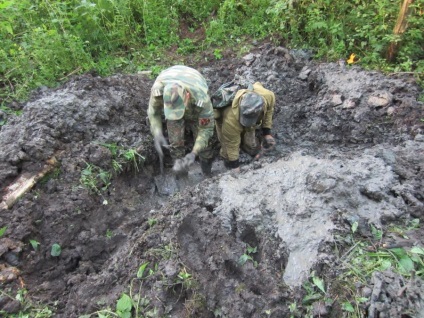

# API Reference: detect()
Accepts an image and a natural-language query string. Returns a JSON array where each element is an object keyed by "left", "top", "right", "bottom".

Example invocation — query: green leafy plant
[
  {"left": 147, "top": 218, "right": 157, "bottom": 228},
  {"left": 30, "top": 239, "right": 40, "bottom": 251},
  {"left": 213, "top": 48, "right": 223, "bottom": 60},
  {"left": 98, "top": 143, "right": 145, "bottom": 173},
  {"left": 106, "top": 229, "right": 113, "bottom": 239},
  {"left": 1, "top": 0, "right": 423, "bottom": 105},
  {"left": 51, "top": 243, "right": 62, "bottom": 257},
  {"left": 39, "top": 166, "right": 61, "bottom": 185},
  {"left": 136, "top": 262, "right": 150, "bottom": 279},
  {"left": 238, "top": 244, "right": 258, "bottom": 267},
  {"left": 331, "top": 219, "right": 424, "bottom": 317},
  {"left": 302, "top": 273, "right": 326, "bottom": 306},
  {"left": 288, "top": 301, "right": 300, "bottom": 318},
  {"left": 80, "top": 162, "right": 112, "bottom": 195},
  {"left": 0, "top": 288, "right": 55, "bottom": 317},
  {"left": 147, "top": 243, "right": 176, "bottom": 260},
  {"left": 0, "top": 226, "right": 6, "bottom": 237},
  {"left": 82, "top": 262, "right": 159, "bottom": 318},
  {"left": 176, "top": 267, "right": 197, "bottom": 290},
  {"left": 116, "top": 293, "right": 132, "bottom": 318}
]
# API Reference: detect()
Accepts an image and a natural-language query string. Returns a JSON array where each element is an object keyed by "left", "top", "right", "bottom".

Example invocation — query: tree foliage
[{"left": 0, "top": 0, "right": 423, "bottom": 102}]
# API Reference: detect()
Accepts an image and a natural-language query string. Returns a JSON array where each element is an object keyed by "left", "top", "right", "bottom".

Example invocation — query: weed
[
  {"left": 238, "top": 244, "right": 258, "bottom": 267},
  {"left": 29, "top": 239, "right": 40, "bottom": 251},
  {"left": 0, "top": 288, "right": 56, "bottom": 317},
  {"left": 235, "top": 283, "right": 246, "bottom": 293},
  {"left": 177, "top": 38, "right": 197, "bottom": 54},
  {"left": 176, "top": 267, "right": 196, "bottom": 289},
  {"left": 0, "top": 226, "right": 6, "bottom": 237},
  {"left": 213, "top": 49, "right": 223, "bottom": 60},
  {"left": 332, "top": 220, "right": 424, "bottom": 316},
  {"left": 302, "top": 275, "right": 325, "bottom": 306},
  {"left": 147, "top": 243, "right": 176, "bottom": 260},
  {"left": 1, "top": 0, "right": 422, "bottom": 104},
  {"left": 122, "top": 148, "right": 144, "bottom": 172},
  {"left": 183, "top": 291, "right": 206, "bottom": 317},
  {"left": 116, "top": 293, "right": 132, "bottom": 318},
  {"left": 39, "top": 167, "right": 61, "bottom": 185},
  {"left": 147, "top": 218, "right": 157, "bottom": 228},
  {"left": 50, "top": 243, "right": 62, "bottom": 257},
  {"left": 288, "top": 301, "right": 300, "bottom": 318},
  {"left": 80, "top": 162, "right": 111, "bottom": 195},
  {"left": 106, "top": 229, "right": 113, "bottom": 239},
  {"left": 98, "top": 143, "right": 145, "bottom": 173},
  {"left": 82, "top": 262, "right": 159, "bottom": 318}
]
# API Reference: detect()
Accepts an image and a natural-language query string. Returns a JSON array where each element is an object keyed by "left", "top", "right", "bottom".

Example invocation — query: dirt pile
[{"left": 0, "top": 44, "right": 423, "bottom": 317}]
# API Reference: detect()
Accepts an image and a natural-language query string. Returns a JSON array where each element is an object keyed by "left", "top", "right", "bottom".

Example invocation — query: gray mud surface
[{"left": 1, "top": 44, "right": 423, "bottom": 317}]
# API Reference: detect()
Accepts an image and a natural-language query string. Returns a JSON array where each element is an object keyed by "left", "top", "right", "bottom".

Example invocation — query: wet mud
[{"left": 0, "top": 43, "right": 423, "bottom": 317}]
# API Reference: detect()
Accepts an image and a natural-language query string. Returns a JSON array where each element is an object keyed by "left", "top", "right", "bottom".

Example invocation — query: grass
[
  {"left": 329, "top": 218, "right": 424, "bottom": 317},
  {"left": 284, "top": 218, "right": 424, "bottom": 317},
  {"left": 0, "top": 288, "right": 56, "bottom": 318},
  {"left": 97, "top": 142, "right": 145, "bottom": 173}
]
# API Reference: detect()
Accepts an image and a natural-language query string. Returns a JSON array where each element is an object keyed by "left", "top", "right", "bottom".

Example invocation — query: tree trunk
[{"left": 386, "top": 0, "right": 414, "bottom": 62}]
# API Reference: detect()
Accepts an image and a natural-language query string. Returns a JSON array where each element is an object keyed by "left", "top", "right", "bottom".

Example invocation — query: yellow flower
[{"left": 347, "top": 53, "right": 358, "bottom": 64}]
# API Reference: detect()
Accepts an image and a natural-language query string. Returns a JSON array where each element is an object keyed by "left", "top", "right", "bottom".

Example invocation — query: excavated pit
[{"left": 0, "top": 44, "right": 423, "bottom": 317}]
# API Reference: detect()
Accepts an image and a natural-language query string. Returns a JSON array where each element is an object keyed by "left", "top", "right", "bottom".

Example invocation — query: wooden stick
[{"left": 0, "top": 153, "right": 61, "bottom": 210}]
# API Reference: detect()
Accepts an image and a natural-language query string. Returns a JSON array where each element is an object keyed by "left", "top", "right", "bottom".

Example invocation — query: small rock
[
  {"left": 298, "top": 67, "right": 311, "bottom": 80},
  {"left": 243, "top": 53, "right": 255, "bottom": 66},
  {"left": 386, "top": 106, "right": 396, "bottom": 116},
  {"left": 331, "top": 94, "right": 343, "bottom": 106},
  {"left": 342, "top": 99, "right": 356, "bottom": 109},
  {"left": 367, "top": 91, "right": 392, "bottom": 107},
  {"left": 414, "top": 134, "right": 424, "bottom": 142}
]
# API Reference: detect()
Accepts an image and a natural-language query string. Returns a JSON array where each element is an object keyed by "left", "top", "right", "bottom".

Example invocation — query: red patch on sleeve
[{"left": 199, "top": 118, "right": 211, "bottom": 126}]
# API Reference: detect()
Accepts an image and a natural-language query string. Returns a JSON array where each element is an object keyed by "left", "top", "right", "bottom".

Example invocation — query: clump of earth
[{"left": 0, "top": 43, "right": 423, "bottom": 318}]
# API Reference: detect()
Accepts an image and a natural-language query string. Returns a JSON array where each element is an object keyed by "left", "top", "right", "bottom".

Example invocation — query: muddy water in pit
[{"left": 208, "top": 145, "right": 408, "bottom": 286}]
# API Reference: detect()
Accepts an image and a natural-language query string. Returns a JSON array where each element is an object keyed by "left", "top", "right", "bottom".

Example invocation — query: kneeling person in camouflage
[
  {"left": 147, "top": 65, "right": 215, "bottom": 175},
  {"left": 215, "top": 82, "right": 276, "bottom": 171}
]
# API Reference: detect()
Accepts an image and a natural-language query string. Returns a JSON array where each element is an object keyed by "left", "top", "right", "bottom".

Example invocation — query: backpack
[{"left": 211, "top": 81, "right": 241, "bottom": 109}]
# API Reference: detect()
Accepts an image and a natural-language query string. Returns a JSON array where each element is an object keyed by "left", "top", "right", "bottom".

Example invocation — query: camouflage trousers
[{"left": 167, "top": 119, "right": 214, "bottom": 160}]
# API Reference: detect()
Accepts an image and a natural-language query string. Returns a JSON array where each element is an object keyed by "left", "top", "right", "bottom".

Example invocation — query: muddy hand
[
  {"left": 263, "top": 135, "right": 276, "bottom": 149},
  {"left": 172, "top": 152, "right": 196, "bottom": 174},
  {"left": 254, "top": 135, "right": 276, "bottom": 161},
  {"left": 154, "top": 133, "right": 169, "bottom": 174},
  {"left": 154, "top": 133, "right": 169, "bottom": 156}
]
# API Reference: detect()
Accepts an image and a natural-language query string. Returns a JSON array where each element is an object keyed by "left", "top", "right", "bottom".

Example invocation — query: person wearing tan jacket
[{"left": 214, "top": 82, "right": 276, "bottom": 170}]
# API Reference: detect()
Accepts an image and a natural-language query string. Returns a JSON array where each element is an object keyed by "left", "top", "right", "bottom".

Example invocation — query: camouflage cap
[
  {"left": 163, "top": 83, "right": 185, "bottom": 120},
  {"left": 239, "top": 92, "right": 264, "bottom": 127}
]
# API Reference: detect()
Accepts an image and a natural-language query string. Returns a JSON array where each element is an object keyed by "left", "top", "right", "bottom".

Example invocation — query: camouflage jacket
[
  {"left": 215, "top": 82, "right": 275, "bottom": 161},
  {"left": 147, "top": 65, "right": 214, "bottom": 154}
]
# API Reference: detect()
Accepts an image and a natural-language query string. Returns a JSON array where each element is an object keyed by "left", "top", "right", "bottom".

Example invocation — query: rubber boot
[{"left": 200, "top": 158, "right": 213, "bottom": 177}]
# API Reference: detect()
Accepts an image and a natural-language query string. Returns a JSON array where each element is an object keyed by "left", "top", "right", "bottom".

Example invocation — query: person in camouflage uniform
[
  {"left": 214, "top": 82, "right": 276, "bottom": 170},
  {"left": 147, "top": 65, "right": 215, "bottom": 175}
]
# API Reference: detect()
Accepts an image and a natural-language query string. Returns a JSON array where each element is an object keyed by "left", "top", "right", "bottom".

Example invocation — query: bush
[{"left": 0, "top": 0, "right": 423, "bottom": 103}]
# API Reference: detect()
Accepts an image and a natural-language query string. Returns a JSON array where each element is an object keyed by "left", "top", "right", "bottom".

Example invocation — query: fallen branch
[{"left": 0, "top": 152, "right": 62, "bottom": 210}]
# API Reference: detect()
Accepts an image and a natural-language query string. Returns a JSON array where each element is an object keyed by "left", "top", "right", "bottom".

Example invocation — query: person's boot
[{"left": 200, "top": 158, "right": 213, "bottom": 177}]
